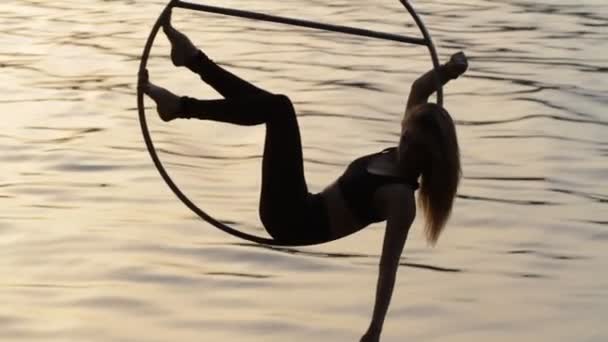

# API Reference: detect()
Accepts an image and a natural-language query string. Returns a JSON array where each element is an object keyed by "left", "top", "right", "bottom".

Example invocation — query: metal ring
[{"left": 137, "top": 0, "right": 443, "bottom": 246}]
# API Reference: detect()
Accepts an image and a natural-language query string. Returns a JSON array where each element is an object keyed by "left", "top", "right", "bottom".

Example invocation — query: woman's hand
[
  {"left": 360, "top": 330, "right": 380, "bottom": 342},
  {"left": 444, "top": 51, "right": 469, "bottom": 79},
  {"left": 360, "top": 325, "right": 381, "bottom": 342}
]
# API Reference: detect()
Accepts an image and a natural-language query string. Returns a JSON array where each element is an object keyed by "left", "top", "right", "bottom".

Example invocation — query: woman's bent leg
[
  {"left": 256, "top": 96, "right": 329, "bottom": 243},
  {"left": 178, "top": 93, "right": 326, "bottom": 243},
  {"left": 257, "top": 96, "right": 311, "bottom": 242}
]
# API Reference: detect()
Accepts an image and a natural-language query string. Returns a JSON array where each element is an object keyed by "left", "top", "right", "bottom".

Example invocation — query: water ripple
[{"left": 3, "top": 0, "right": 608, "bottom": 340}]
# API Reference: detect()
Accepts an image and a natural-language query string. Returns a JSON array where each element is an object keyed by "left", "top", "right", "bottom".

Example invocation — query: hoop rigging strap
[{"left": 137, "top": 0, "right": 443, "bottom": 246}]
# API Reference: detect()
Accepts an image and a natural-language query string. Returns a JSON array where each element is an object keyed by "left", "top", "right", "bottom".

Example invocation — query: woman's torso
[{"left": 320, "top": 147, "right": 418, "bottom": 240}]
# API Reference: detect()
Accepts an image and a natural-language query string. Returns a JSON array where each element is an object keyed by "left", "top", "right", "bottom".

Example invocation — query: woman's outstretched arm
[
  {"left": 406, "top": 52, "right": 469, "bottom": 112},
  {"left": 361, "top": 186, "right": 416, "bottom": 342}
]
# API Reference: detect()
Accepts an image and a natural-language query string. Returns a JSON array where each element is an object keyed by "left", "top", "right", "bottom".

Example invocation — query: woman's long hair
[{"left": 403, "top": 103, "right": 461, "bottom": 245}]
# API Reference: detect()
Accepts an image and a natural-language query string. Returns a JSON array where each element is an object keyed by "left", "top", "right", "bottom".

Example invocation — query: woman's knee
[
  {"left": 274, "top": 93, "right": 293, "bottom": 105},
  {"left": 268, "top": 94, "right": 295, "bottom": 115}
]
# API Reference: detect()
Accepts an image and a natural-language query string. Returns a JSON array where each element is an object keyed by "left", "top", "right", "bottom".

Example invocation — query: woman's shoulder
[
  {"left": 342, "top": 147, "right": 394, "bottom": 175},
  {"left": 366, "top": 147, "right": 399, "bottom": 176}
]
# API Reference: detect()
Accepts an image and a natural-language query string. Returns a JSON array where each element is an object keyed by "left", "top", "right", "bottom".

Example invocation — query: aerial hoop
[{"left": 137, "top": 0, "right": 443, "bottom": 246}]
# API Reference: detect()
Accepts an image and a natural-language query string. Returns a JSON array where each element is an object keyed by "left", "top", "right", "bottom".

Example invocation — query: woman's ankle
[{"left": 185, "top": 49, "right": 211, "bottom": 71}]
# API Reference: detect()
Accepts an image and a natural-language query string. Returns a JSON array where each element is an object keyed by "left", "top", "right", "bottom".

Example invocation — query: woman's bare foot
[
  {"left": 140, "top": 76, "right": 182, "bottom": 122},
  {"left": 444, "top": 51, "right": 469, "bottom": 79},
  {"left": 161, "top": 9, "right": 199, "bottom": 67}
]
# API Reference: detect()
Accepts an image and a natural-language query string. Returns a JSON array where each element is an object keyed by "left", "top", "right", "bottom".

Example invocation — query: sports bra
[{"left": 337, "top": 147, "right": 419, "bottom": 226}]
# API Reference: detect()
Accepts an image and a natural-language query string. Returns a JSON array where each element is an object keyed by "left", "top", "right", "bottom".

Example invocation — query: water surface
[{"left": 1, "top": 0, "right": 607, "bottom": 341}]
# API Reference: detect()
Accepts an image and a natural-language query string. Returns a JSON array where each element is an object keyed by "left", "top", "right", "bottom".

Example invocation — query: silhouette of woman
[{"left": 139, "top": 9, "right": 466, "bottom": 342}]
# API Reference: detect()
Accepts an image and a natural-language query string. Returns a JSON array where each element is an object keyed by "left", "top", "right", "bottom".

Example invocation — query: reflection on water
[{"left": 1, "top": 0, "right": 607, "bottom": 341}]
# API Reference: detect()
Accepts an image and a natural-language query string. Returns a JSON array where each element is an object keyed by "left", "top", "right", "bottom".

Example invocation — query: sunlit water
[{"left": 1, "top": 0, "right": 607, "bottom": 341}]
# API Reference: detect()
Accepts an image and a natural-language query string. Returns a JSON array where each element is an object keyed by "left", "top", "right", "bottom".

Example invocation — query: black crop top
[{"left": 337, "top": 147, "right": 419, "bottom": 226}]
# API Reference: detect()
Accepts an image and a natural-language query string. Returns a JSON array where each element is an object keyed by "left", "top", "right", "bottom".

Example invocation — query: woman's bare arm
[
  {"left": 406, "top": 52, "right": 469, "bottom": 113},
  {"left": 363, "top": 186, "right": 416, "bottom": 338}
]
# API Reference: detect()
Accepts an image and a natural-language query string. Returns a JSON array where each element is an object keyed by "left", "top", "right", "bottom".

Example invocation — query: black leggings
[{"left": 178, "top": 50, "right": 330, "bottom": 244}]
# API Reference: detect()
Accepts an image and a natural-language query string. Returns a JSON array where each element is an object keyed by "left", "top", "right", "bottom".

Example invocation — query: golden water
[{"left": 1, "top": 0, "right": 607, "bottom": 341}]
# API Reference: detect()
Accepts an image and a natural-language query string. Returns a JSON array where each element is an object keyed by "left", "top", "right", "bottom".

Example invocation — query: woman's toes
[{"left": 160, "top": 8, "right": 173, "bottom": 28}]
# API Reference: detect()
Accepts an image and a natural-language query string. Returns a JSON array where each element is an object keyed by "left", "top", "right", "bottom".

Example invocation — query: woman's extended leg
[
  {"left": 179, "top": 94, "right": 288, "bottom": 126},
  {"left": 162, "top": 9, "right": 269, "bottom": 98},
  {"left": 186, "top": 51, "right": 270, "bottom": 98},
  {"left": 182, "top": 94, "right": 311, "bottom": 241}
]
